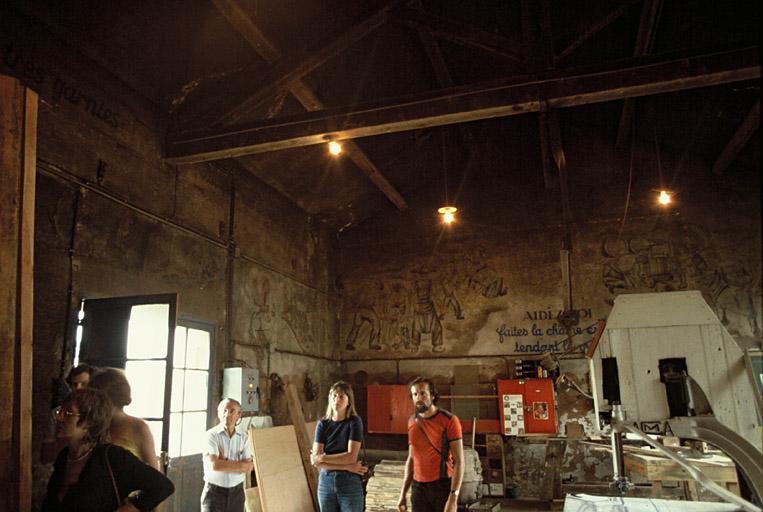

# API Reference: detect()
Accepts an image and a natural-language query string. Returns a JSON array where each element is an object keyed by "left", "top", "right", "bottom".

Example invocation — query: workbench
[{"left": 624, "top": 451, "right": 740, "bottom": 500}]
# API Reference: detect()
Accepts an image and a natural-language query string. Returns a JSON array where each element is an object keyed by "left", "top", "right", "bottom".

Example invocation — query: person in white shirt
[{"left": 201, "top": 398, "right": 254, "bottom": 512}]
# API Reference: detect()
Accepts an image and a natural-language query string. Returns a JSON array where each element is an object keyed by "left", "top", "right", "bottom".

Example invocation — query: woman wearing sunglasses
[{"left": 42, "top": 388, "right": 174, "bottom": 511}]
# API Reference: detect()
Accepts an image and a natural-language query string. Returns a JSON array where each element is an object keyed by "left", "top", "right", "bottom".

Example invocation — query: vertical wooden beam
[
  {"left": 615, "top": 0, "right": 663, "bottom": 149},
  {"left": 0, "top": 74, "right": 37, "bottom": 512},
  {"left": 539, "top": 439, "right": 567, "bottom": 502},
  {"left": 285, "top": 380, "right": 319, "bottom": 512}
]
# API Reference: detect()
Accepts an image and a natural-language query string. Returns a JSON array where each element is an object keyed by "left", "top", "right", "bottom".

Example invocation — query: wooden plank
[
  {"left": 624, "top": 452, "right": 739, "bottom": 483},
  {"left": 248, "top": 425, "right": 314, "bottom": 512},
  {"left": 539, "top": 439, "right": 567, "bottom": 501},
  {"left": 712, "top": 99, "right": 760, "bottom": 175},
  {"left": 285, "top": 381, "right": 319, "bottom": 512},
  {"left": 211, "top": 0, "right": 407, "bottom": 210},
  {"left": 0, "top": 75, "right": 37, "bottom": 512},
  {"left": 165, "top": 47, "right": 760, "bottom": 164},
  {"left": 585, "top": 319, "right": 606, "bottom": 358}
]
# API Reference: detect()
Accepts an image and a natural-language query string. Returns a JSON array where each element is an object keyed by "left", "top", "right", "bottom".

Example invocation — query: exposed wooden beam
[
  {"left": 521, "top": 0, "right": 558, "bottom": 190},
  {"left": 391, "top": 6, "right": 524, "bottom": 65},
  {"left": 556, "top": 0, "right": 641, "bottom": 63},
  {"left": 211, "top": 0, "right": 407, "bottom": 210},
  {"left": 193, "top": 0, "right": 403, "bottom": 129},
  {"left": 165, "top": 47, "right": 760, "bottom": 164},
  {"left": 0, "top": 74, "right": 37, "bottom": 512},
  {"left": 616, "top": 0, "right": 663, "bottom": 149},
  {"left": 712, "top": 99, "right": 760, "bottom": 175}
]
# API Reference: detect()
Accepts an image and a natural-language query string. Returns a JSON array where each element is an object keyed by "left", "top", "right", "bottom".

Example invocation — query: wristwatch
[{"left": 449, "top": 489, "right": 460, "bottom": 497}]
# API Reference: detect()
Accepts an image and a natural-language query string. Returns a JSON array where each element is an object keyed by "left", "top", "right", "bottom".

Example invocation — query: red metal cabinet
[
  {"left": 497, "top": 378, "right": 557, "bottom": 435},
  {"left": 367, "top": 384, "right": 411, "bottom": 433}
]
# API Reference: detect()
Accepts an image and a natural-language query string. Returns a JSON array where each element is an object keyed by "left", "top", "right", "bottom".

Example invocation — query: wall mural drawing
[
  {"left": 247, "top": 276, "right": 273, "bottom": 345},
  {"left": 342, "top": 248, "right": 508, "bottom": 353},
  {"left": 601, "top": 223, "right": 761, "bottom": 341},
  {"left": 345, "top": 306, "right": 381, "bottom": 351},
  {"left": 411, "top": 279, "right": 443, "bottom": 353}
]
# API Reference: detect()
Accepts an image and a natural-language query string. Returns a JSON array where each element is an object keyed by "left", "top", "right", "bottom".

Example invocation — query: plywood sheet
[{"left": 249, "top": 425, "right": 314, "bottom": 512}]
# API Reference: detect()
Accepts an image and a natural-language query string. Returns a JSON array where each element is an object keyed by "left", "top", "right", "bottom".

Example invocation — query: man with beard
[{"left": 397, "top": 377, "right": 464, "bottom": 512}]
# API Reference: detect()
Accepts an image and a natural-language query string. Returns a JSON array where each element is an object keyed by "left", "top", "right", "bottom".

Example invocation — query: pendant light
[{"left": 437, "top": 129, "right": 457, "bottom": 225}]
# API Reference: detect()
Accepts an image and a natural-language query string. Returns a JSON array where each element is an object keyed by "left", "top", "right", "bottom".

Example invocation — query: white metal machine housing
[
  {"left": 594, "top": 291, "right": 762, "bottom": 505},
  {"left": 223, "top": 367, "right": 260, "bottom": 413}
]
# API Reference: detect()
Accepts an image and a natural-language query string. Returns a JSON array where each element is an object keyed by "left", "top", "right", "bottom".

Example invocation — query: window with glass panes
[
  {"left": 169, "top": 324, "right": 211, "bottom": 457},
  {"left": 123, "top": 304, "right": 171, "bottom": 455}
]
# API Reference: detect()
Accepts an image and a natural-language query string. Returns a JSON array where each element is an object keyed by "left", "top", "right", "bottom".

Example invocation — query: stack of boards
[{"left": 365, "top": 460, "right": 408, "bottom": 512}]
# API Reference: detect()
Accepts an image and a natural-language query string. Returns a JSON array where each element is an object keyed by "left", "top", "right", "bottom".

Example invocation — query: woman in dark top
[
  {"left": 42, "top": 388, "right": 174, "bottom": 512},
  {"left": 311, "top": 381, "right": 368, "bottom": 512}
]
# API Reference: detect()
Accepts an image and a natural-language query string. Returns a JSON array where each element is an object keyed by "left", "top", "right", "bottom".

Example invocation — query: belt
[{"left": 206, "top": 482, "right": 243, "bottom": 493}]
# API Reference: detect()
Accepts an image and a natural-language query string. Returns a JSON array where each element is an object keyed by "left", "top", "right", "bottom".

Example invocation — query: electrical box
[
  {"left": 223, "top": 367, "right": 260, "bottom": 413},
  {"left": 497, "top": 378, "right": 557, "bottom": 435}
]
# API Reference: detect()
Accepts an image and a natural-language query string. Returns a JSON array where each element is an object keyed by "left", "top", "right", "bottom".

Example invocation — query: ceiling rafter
[
  {"left": 180, "top": 0, "right": 404, "bottom": 130},
  {"left": 210, "top": 0, "right": 407, "bottom": 210},
  {"left": 555, "top": 0, "right": 642, "bottom": 63},
  {"left": 413, "top": 0, "right": 477, "bottom": 172},
  {"left": 164, "top": 47, "right": 760, "bottom": 165},
  {"left": 391, "top": 6, "right": 524, "bottom": 65},
  {"left": 521, "top": 0, "right": 558, "bottom": 190},
  {"left": 615, "top": 0, "right": 664, "bottom": 149},
  {"left": 712, "top": 99, "right": 760, "bottom": 175}
]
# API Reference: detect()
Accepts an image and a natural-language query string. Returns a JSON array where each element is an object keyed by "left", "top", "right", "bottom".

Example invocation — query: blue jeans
[{"left": 317, "top": 470, "right": 364, "bottom": 512}]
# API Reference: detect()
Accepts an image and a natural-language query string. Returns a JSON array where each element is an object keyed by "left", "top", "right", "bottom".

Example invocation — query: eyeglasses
[{"left": 53, "top": 406, "right": 80, "bottom": 419}]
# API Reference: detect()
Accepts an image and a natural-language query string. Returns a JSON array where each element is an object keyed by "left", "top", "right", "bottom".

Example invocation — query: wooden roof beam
[
  {"left": 391, "top": 6, "right": 524, "bottom": 65},
  {"left": 615, "top": 0, "right": 664, "bottom": 149},
  {"left": 556, "top": 0, "right": 642, "bottom": 64},
  {"left": 211, "top": 0, "right": 407, "bottom": 210},
  {"left": 521, "top": 0, "right": 558, "bottom": 190},
  {"left": 712, "top": 99, "right": 760, "bottom": 175},
  {"left": 187, "top": 0, "right": 403, "bottom": 129},
  {"left": 164, "top": 47, "right": 760, "bottom": 164}
]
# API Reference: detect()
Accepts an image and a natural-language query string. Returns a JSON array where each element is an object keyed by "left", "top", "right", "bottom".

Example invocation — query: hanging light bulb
[
  {"left": 657, "top": 190, "right": 671, "bottom": 206},
  {"left": 328, "top": 140, "right": 342, "bottom": 156},
  {"left": 438, "top": 206, "right": 458, "bottom": 225}
]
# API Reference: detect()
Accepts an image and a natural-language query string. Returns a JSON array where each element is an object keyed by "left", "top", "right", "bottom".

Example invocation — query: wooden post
[
  {"left": 285, "top": 379, "right": 319, "bottom": 512},
  {"left": 0, "top": 74, "right": 37, "bottom": 512},
  {"left": 539, "top": 439, "right": 567, "bottom": 502}
]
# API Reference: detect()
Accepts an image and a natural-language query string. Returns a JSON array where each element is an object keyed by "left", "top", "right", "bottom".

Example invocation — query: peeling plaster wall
[
  {"left": 338, "top": 129, "right": 761, "bottom": 496},
  {"left": 1, "top": 20, "right": 340, "bottom": 509}
]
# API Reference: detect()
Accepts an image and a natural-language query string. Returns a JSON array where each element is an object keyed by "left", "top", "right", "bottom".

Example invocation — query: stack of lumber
[{"left": 365, "top": 460, "right": 407, "bottom": 512}]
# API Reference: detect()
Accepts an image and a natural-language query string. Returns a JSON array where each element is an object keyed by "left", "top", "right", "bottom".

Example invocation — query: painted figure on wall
[
  {"left": 411, "top": 279, "right": 444, "bottom": 353},
  {"left": 601, "top": 224, "right": 761, "bottom": 342},
  {"left": 345, "top": 306, "right": 381, "bottom": 351},
  {"left": 247, "top": 276, "right": 273, "bottom": 345}
]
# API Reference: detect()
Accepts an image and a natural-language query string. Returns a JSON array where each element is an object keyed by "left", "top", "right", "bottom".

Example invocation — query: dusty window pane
[
  {"left": 184, "top": 370, "right": 208, "bottom": 411},
  {"left": 181, "top": 412, "right": 208, "bottom": 456},
  {"left": 145, "top": 420, "right": 163, "bottom": 457},
  {"left": 169, "top": 413, "right": 182, "bottom": 458},
  {"left": 125, "top": 360, "right": 166, "bottom": 418},
  {"left": 174, "top": 327, "right": 187, "bottom": 368},
  {"left": 186, "top": 329, "right": 210, "bottom": 370},
  {"left": 170, "top": 370, "right": 185, "bottom": 412},
  {"left": 127, "top": 304, "right": 169, "bottom": 359}
]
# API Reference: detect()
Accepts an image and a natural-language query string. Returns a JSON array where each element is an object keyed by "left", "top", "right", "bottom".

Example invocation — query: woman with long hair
[
  {"left": 311, "top": 380, "right": 368, "bottom": 512},
  {"left": 88, "top": 367, "right": 160, "bottom": 471},
  {"left": 42, "top": 388, "right": 173, "bottom": 511}
]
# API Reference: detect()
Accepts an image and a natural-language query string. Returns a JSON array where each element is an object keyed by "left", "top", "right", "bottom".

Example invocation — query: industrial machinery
[{"left": 593, "top": 291, "right": 762, "bottom": 511}]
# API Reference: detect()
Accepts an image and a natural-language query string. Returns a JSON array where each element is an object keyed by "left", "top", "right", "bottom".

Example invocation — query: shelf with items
[{"left": 473, "top": 432, "right": 506, "bottom": 497}]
